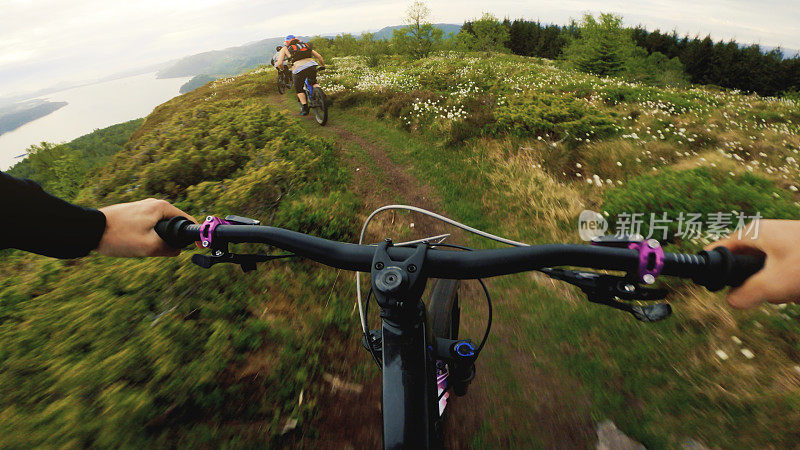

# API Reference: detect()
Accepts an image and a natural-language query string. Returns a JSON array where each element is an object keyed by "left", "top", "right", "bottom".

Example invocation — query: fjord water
[{"left": 0, "top": 73, "right": 191, "bottom": 170}]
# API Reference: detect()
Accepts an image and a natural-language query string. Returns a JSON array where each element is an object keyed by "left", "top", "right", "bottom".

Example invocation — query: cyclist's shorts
[{"left": 293, "top": 65, "right": 317, "bottom": 94}]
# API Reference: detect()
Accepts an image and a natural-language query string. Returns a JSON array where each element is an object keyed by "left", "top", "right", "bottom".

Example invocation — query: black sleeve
[{"left": 0, "top": 171, "right": 106, "bottom": 258}]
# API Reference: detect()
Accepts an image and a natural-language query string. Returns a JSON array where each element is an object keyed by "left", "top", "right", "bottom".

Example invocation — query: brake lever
[
  {"left": 540, "top": 268, "right": 672, "bottom": 322},
  {"left": 193, "top": 214, "right": 293, "bottom": 272},
  {"left": 192, "top": 251, "right": 294, "bottom": 272}
]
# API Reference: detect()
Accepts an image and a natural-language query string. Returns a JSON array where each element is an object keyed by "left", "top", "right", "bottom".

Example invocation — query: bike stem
[{"left": 371, "top": 240, "right": 441, "bottom": 449}]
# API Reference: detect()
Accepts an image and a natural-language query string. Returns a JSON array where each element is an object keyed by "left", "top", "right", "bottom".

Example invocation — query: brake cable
[
  {"left": 429, "top": 243, "right": 493, "bottom": 355},
  {"left": 355, "top": 205, "right": 529, "bottom": 337}
]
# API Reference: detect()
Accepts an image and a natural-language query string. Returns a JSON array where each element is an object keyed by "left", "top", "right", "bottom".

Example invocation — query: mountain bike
[
  {"left": 155, "top": 206, "right": 763, "bottom": 449},
  {"left": 303, "top": 66, "right": 327, "bottom": 126},
  {"left": 276, "top": 68, "right": 292, "bottom": 95}
]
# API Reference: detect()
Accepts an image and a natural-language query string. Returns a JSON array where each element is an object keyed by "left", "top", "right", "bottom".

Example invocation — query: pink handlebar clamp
[
  {"left": 590, "top": 235, "right": 665, "bottom": 284},
  {"left": 628, "top": 240, "right": 664, "bottom": 284},
  {"left": 199, "top": 216, "right": 230, "bottom": 248}
]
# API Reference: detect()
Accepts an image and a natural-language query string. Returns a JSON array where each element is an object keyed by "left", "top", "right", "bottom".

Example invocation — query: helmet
[{"left": 284, "top": 35, "right": 296, "bottom": 45}]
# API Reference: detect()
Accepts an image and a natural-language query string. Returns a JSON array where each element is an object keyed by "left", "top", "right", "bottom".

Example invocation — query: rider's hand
[
  {"left": 706, "top": 220, "right": 800, "bottom": 309},
  {"left": 97, "top": 198, "right": 197, "bottom": 257}
]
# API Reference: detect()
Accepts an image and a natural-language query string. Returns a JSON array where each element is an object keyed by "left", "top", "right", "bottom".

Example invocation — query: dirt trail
[{"left": 265, "top": 93, "right": 595, "bottom": 448}]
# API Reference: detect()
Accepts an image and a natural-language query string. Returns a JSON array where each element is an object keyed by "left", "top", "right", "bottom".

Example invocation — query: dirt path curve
[{"left": 265, "top": 92, "right": 595, "bottom": 448}]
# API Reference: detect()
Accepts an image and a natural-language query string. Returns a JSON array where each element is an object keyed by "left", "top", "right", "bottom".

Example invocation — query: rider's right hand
[
  {"left": 706, "top": 220, "right": 800, "bottom": 309},
  {"left": 97, "top": 199, "right": 197, "bottom": 257}
]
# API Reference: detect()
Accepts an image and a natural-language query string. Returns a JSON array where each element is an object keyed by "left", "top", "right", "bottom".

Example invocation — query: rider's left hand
[{"left": 97, "top": 199, "right": 197, "bottom": 257}]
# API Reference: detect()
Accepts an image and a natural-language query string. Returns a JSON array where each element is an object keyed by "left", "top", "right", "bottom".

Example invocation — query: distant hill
[
  {"left": 156, "top": 24, "right": 463, "bottom": 80},
  {"left": 0, "top": 100, "right": 68, "bottom": 136},
  {"left": 156, "top": 36, "right": 292, "bottom": 79},
  {"left": 760, "top": 45, "right": 799, "bottom": 59},
  {"left": 179, "top": 74, "right": 218, "bottom": 94},
  {"left": 370, "top": 23, "right": 461, "bottom": 40}
]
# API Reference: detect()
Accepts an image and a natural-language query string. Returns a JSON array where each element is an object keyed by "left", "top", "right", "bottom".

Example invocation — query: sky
[{"left": 1, "top": 0, "right": 799, "bottom": 98}]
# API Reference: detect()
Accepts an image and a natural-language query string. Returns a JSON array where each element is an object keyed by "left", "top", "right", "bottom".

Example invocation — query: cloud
[{"left": 1, "top": 0, "right": 798, "bottom": 97}]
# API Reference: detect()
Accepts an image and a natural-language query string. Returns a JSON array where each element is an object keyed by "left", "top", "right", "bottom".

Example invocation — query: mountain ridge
[{"left": 155, "top": 24, "right": 461, "bottom": 79}]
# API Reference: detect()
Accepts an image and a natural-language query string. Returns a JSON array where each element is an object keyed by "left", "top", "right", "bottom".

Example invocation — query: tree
[
  {"left": 392, "top": 1, "right": 442, "bottom": 58},
  {"left": 562, "top": 13, "right": 636, "bottom": 76},
  {"left": 470, "top": 13, "right": 509, "bottom": 53},
  {"left": 506, "top": 19, "right": 568, "bottom": 59},
  {"left": 625, "top": 48, "right": 688, "bottom": 86}
]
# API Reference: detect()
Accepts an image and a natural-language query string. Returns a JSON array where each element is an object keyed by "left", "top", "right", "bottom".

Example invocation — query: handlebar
[{"left": 155, "top": 217, "right": 764, "bottom": 290}]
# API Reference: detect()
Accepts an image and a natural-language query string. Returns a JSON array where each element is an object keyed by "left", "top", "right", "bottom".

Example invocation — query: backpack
[{"left": 286, "top": 39, "right": 313, "bottom": 63}]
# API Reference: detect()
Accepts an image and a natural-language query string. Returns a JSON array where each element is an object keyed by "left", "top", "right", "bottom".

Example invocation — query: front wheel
[
  {"left": 427, "top": 278, "right": 460, "bottom": 449},
  {"left": 276, "top": 74, "right": 286, "bottom": 95},
  {"left": 311, "top": 87, "right": 328, "bottom": 126},
  {"left": 428, "top": 279, "right": 460, "bottom": 339}
]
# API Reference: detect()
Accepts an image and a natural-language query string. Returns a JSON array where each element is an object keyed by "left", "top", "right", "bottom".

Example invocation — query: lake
[{"left": 0, "top": 73, "right": 191, "bottom": 170}]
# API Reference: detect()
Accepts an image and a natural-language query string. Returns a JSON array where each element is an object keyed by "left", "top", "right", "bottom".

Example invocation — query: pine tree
[{"left": 563, "top": 13, "right": 634, "bottom": 77}]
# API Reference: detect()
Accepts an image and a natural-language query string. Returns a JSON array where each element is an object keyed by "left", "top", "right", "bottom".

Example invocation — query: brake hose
[{"left": 355, "top": 205, "right": 530, "bottom": 336}]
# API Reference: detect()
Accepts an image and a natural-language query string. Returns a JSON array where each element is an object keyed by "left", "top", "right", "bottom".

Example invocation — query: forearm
[{"left": 0, "top": 172, "right": 106, "bottom": 258}]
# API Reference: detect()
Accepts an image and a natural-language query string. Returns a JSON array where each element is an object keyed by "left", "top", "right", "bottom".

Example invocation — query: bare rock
[
  {"left": 323, "top": 372, "right": 364, "bottom": 394},
  {"left": 281, "top": 418, "right": 298, "bottom": 435},
  {"left": 596, "top": 420, "right": 645, "bottom": 450}
]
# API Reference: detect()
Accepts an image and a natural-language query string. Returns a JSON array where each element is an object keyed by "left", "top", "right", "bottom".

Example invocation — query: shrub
[
  {"left": 447, "top": 94, "right": 496, "bottom": 144},
  {"left": 332, "top": 90, "right": 384, "bottom": 109},
  {"left": 599, "top": 85, "right": 639, "bottom": 105},
  {"left": 601, "top": 167, "right": 800, "bottom": 249},
  {"left": 490, "top": 92, "right": 618, "bottom": 141},
  {"left": 376, "top": 90, "right": 437, "bottom": 119},
  {"left": 274, "top": 191, "right": 360, "bottom": 241}
]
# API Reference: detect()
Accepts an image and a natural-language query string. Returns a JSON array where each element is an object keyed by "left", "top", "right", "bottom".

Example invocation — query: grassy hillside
[
  {"left": 2, "top": 48, "right": 800, "bottom": 448},
  {"left": 7, "top": 119, "right": 144, "bottom": 199},
  {"left": 311, "top": 51, "right": 800, "bottom": 447},
  {"left": 0, "top": 68, "right": 364, "bottom": 447}
]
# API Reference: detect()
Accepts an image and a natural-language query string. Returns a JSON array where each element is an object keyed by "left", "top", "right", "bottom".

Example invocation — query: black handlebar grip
[
  {"left": 693, "top": 246, "right": 765, "bottom": 291},
  {"left": 728, "top": 252, "right": 765, "bottom": 288},
  {"left": 154, "top": 217, "right": 196, "bottom": 249}
]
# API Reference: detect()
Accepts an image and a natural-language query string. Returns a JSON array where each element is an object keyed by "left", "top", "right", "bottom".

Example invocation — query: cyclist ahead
[
  {"left": 275, "top": 35, "right": 325, "bottom": 115},
  {"left": 270, "top": 46, "right": 291, "bottom": 86}
]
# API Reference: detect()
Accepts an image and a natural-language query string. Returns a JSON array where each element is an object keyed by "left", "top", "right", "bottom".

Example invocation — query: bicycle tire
[
  {"left": 427, "top": 278, "right": 459, "bottom": 449},
  {"left": 428, "top": 278, "right": 460, "bottom": 340},
  {"left": 277, "top": 74, "right": 286, "bottom": 95},
  {"left": 312, "top": 88, "right": 328, "bottom": 126}
]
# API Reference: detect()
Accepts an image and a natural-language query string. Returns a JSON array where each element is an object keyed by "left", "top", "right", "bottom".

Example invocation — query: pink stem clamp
[{"left": 199, "top": 216, "right": 229, "bottom": 248}]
